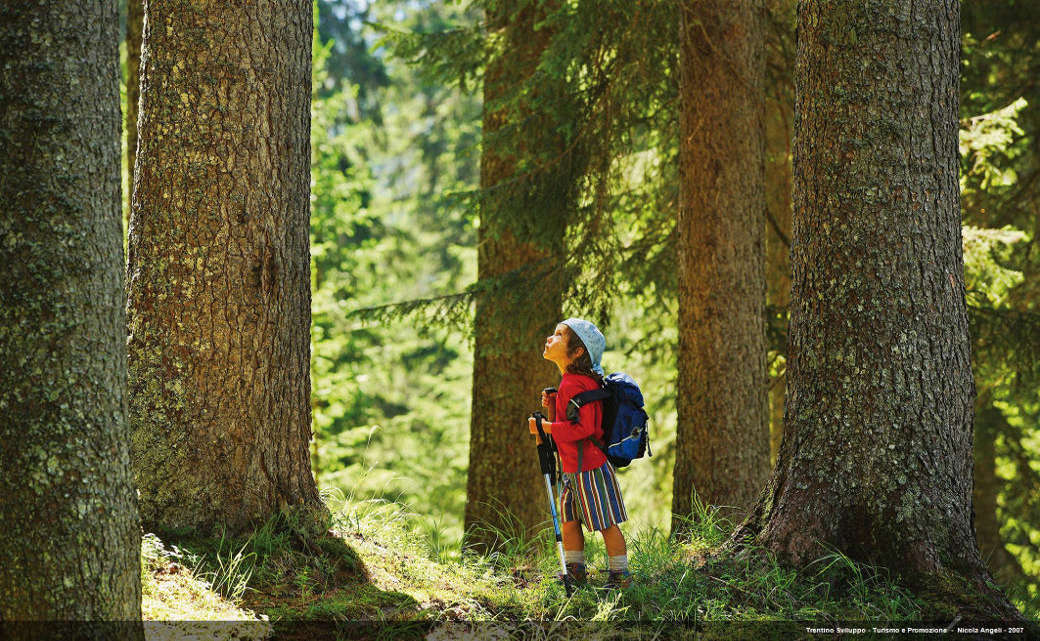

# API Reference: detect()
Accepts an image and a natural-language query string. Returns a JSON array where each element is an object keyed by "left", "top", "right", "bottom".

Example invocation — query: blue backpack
[{"left": 566, "top": 372, "right": 652, "bottom": 469}]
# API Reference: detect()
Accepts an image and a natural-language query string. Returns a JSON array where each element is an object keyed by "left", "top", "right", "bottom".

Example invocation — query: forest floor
[{"left": 138, "top": 494, "right": 1033, "bottom": 641}]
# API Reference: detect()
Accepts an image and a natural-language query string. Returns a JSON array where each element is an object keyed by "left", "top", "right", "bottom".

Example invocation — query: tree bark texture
[
  {"left": 464, "top": 1, "right": 571, "bottom": 550},
  {"left": 126, "top": 0, "right": 143, "bottom": 198},
  {"left": 0, "top": 0, "right": 144, "bottom": 627},
  {"left": 735, "top": 0, "right": 1017, "bottom": 616},
  {"left": 128, "top": 0, "right": 325, "bottom": 533},
  {"left": 673, "top": 0, "right": 769, "bottom": 530}
]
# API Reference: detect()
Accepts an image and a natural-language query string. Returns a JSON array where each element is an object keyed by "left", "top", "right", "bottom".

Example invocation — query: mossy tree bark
[
  {"left": 733, "top": 0, "right": 1018, "bottom": 617},
  {"left": 464, "top": 1, "right": 572, "bottom": 551},
  {"left": 0, "top": 0, "right": 143, "bottom": 629},
  {"left": 672, "top": 0, "right": 769, "bottom": 530},
  {"left": 128, "top": 0, "right": 326, "bottom": 534}
]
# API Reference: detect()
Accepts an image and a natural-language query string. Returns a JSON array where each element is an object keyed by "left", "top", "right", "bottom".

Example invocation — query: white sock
[
  {"left": 565, "top": 550, "right": 585, "bottom": 565},
  {"left": 608, "top": 555, "right": 628, "bottom": 572}
]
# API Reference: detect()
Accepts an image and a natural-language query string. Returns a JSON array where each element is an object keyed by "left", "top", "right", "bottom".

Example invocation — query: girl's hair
[{"left": 562, "top": 325, "right": 604, "bottom": 385}]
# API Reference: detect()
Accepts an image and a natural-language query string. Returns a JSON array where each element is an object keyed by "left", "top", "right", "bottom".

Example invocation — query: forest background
[{"left": 105, "top": 0, "right": 1040, "bottom": 615}]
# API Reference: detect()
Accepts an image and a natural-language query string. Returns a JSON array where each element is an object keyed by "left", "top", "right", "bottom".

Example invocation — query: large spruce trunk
[
  {"left": 0, "top": 0, "right": 143, "bottom": 628},
  {"left": 128, "top": 0, "right": 325, "bottom": 533},
  {"left": 734, "top": 0, "right": 1017, "bottom": 616},
  {"left": 464, "top": 2, "right": 569, "bottom": 550},
  {"left": 672, "top": 0, "right": 769, "bottom": 529}
]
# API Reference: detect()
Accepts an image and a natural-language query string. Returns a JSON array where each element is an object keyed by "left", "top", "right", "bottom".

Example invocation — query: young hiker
[{"left": 527, "top": 318, "right": 631, "bottom": 589}]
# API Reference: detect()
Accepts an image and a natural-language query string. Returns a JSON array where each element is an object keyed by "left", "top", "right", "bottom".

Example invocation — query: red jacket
[{"left": 553, "top": 373, "right": 606, "bottom": 473}]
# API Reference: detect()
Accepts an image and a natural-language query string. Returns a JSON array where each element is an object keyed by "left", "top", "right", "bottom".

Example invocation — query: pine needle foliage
[
  {"left": 365, "top": 0, "right": 680, "bottom": 331},
  {"left": 959, "top": 2, "right": 1040, "bottom": 606}
]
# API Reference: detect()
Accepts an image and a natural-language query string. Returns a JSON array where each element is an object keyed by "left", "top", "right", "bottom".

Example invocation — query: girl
[{"left": 527, "top": 318, "right": 631, "bottom": 589}]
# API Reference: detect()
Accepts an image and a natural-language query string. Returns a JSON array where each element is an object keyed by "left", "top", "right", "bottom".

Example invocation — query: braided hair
[{"left": 562, "top": 325, "right": 604, "bottom": 385}]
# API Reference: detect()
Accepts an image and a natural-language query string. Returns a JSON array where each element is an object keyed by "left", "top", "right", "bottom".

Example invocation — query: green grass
[
  {"left": 143, "top": 488, "right": 1040, "bottom": 639},
  {"left": 140, "top": 531, "right": 269, "bottom": 637}
]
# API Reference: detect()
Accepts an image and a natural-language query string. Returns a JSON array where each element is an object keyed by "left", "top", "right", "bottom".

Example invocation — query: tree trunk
[
  {"left": 672, "top": 0, "right": 769, "bottom": 530},
  {"left": 0, "top": 0, "right": 143, "bottom": 629},
  {"left": 765, "top": 96, "right": 793, "bottom": 467},
  {"left": 464, "top": 1, "right": 570, "bottom": 551},
  {"left": 973, "top": 405, "right": 1026, "bottom": 586},
  {"left": 733, "top": 0, "right": 1018, "bottom": 617},
  {"left": 128, "top": 0, "right": 325, "bottom": 533},
  {"left": 126, "top": 0, "right": 143, "bottom": 198},
  {"left": 764, "top": 0, "right": 795, "bottom": 467}
]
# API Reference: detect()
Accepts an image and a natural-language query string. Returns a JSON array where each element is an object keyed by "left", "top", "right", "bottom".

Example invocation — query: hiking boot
[
  {"left": 602, "top": 569, "right": 632, "bottom": 590},
  {"left": 564, "top": 562, "right": 587, "bottom": 585}
]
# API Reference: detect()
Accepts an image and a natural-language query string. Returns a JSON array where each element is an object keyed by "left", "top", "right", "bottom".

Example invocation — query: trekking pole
[{"left": 531, "top": 409, "right": 573, "bottom": 597}]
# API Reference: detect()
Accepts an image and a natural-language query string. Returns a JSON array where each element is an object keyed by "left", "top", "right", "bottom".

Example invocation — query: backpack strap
[
  {"left": 566, "top": 388, "right": 610, "bottom": 423},
  {"left": 568, "top": 387, "right": 610, "bottom": 472}
]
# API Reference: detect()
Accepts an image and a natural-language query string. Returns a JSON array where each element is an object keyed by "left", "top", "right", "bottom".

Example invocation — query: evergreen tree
[
  {"left": 0, "top": 0, "right": 143, "bottom": 629},
  {"left": 753, "top": 0, "right": 1040, "bottom": 605},
  {"left": 127, "top": 0, "right": 326, "bottom": 533},
  {"left": 315, "top": 0, "right": 389, "bottom": 108},
  {"left": 464, "top": 0, "right": 577, "bottom": 550},
  {"left": 959, "top": 1, "right": 1040, "bottom": 604},
  {"left": 379, "top": 0, "right": 681, "bottom": 542},
  {"left": 733, "top": 0, "right": 1019, "bottom": 617},
  {"left": 672, "top": 0, "right": 770, "bottom": 528},
  {"left": 308, "top": 2, "right": 483, "bottom": 552}
]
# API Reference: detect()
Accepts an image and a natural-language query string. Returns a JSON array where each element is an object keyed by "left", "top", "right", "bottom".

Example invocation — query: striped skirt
[{"left": 560, "top": 462, "right": 628, "bottom": 531}]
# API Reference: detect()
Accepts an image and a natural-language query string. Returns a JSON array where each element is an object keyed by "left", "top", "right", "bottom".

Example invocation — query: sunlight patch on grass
[
  {"left": 136, "top": 487, "right": 935, "bottom": 631},
  {"left": 140, "top": 533, "right": 270, "bottom": 640}
]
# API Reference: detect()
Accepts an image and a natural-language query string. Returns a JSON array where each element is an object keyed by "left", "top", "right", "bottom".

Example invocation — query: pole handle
[
  {"left": 542, "top": 387, "right": 558, "bottom": 422},
  {"left": 532, "top": 411, "right": 549, "bottom": 444},
  {"left": 532, "top": 412, "right": 557, "bottom": 481}
]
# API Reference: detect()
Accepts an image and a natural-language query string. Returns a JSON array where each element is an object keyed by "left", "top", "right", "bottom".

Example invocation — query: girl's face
[{"left": 543, "top": 324, "right": 581, "bottom": 366}]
